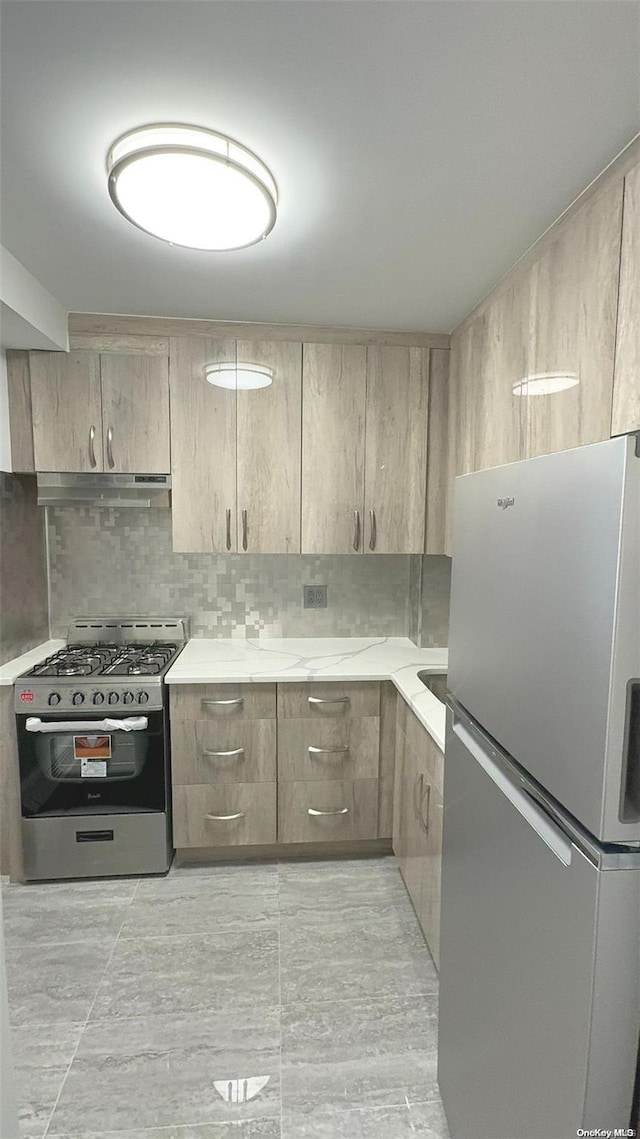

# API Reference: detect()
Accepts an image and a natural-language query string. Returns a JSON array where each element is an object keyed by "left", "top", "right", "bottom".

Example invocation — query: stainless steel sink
[{"left": 417, "top": 671, "right": 448, "bottom": 703}]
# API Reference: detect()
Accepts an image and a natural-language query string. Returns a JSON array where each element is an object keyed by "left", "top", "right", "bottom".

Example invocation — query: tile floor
[{"left": 3, "top": 856, "right": 451, "bottom": 1139}]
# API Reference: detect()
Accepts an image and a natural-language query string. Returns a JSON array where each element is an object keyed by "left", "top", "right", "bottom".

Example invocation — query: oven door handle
[{"left": 25, "top": 717, "right": 149, "bottom": 734}]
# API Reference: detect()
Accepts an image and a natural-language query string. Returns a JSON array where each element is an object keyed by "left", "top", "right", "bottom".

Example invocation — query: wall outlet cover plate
[{"left": 303, "top": 585, "right": 328, "bottom": 609}]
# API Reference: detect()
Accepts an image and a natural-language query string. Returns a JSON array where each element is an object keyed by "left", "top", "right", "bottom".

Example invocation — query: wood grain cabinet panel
[
  {"left": 278, "top": 778, "right": 379, "bottom": 843},
  {"left": 525, "top": 181, "right": 624, "bottom": 459},
  {"left": 612, "top": 161, "right": 640, "bottom": 435},
  {"left": 173, "top": 782, "right": 277, "bottom": 847},
  {"left": 301, "top": 343, "right": 366, "bottom": 554},
  {"left": 99, "top": 354, "right": 170, "bottom": 473},
  {"left": 474, "top": 278, "right": 530, "bottom": 472},
  {"left": 277, "top": 716, "right": 380, "bottom": 782},
  {"left": 236, "top": 340, "right": 302, "bottom": 553},
  {"left": 30, "top": 351, "right": 103, "bottom": 472},
  {"left": 170, "top": 683, "right": 276, "bottom": 722},
  {"left": 378, "top": 681, "right": 397, "bottom": 839},
  {"left": 277, "top": 681, "right": 380, "bottom": 719},
  {"left": 364, "top": 345, "right": 429, "bottom": 553},
  {"left": 425, "top": 349, "right": 450, "bottom": 555},
  {"left": 170, "top": 719, "right": 276, "bottom": 784},
  {"left": 169, "top": 337, "right": 237, "bottom": 553}
]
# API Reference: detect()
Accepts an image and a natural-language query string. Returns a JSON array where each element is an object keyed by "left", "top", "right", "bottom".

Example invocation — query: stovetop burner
[{"left": 25, "top": 640, "right": 182, "bottom": 680}]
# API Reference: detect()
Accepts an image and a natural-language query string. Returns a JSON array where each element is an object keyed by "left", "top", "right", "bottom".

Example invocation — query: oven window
[{"left": 17, "top": 711, "right": 166, "bottom": 816}]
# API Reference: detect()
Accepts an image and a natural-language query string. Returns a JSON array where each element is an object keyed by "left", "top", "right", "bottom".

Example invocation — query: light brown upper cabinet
[
  {"left": 524, "top": 181, "right": 623, "bottom": 459},
  {"left": 301, "top": 343, "right": 367, "bottom": 554},
  {"left": 170, "top": 337, "right": 302, "bottom": 554},
  {"left": 301, "top": 344, "right": 429, "bottom": 555},
  {"left": 425, "top": 349, "right": 450, "bottom": 555},
  {"left": 611, "top": 161, "right": 640, "bottom": 435},
  {"left": 29, "top": 350, "right": 170, "bottom": 473}
]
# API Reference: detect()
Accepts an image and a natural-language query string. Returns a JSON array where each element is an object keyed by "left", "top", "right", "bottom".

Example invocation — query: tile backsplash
[
  {"left": 0, "top": 473, "right": 48, "bottom": 663},
  {"left": 46, "top": 508, "right": 451, "bottom": 644}
]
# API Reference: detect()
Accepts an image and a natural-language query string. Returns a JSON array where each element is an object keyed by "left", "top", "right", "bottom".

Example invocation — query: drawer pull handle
[
  {"left": 204, "top": 811, "right": 245, "bottom": 821},
  {"left": 201, "top": 697, "right": 244, "bottom": 709},
  {"left": 203, "top": 748, "right": 245, "bottom": 760},
  {"left": 308, "top": 696, "right": 350, "bottom": 707},
  {"left": 308, "top": 745, "right": 349, "bottom": 756},
  {"left": 307, "top": 806, "right": 349, "bottom": 816}
]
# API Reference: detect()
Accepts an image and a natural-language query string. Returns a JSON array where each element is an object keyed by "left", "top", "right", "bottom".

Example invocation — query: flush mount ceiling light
[
  {"left": 204, "top": 361, "right": 275, "bottom": 390},
  {"left": 512, "top": 372, "right": 579, "bottom": 397},
  {"left": 107, "top": 124, "right": 277, "bottom": 251}
]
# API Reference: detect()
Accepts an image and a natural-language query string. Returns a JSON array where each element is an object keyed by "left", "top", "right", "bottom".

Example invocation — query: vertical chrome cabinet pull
[
  {"left": 242, "top": 509, "right": 248, "bottom": 551},
  {"left": 88, "top": 425, "right": 97, "bottom": 468},
  {"left": 106, "top": 426, "right": 115, "bottom": 469},
  {"left": 369, "top": 509, "right": 377, "bottom": 550},
  {"left": 413, "top": 772, "right": 424, "bottom": 818},
  {"left": 420, "top": 782, "right": 431, "bottom": 834},
  {"left": 204, "top": 811, "right": 245, "bottom": 821},
  {"left": 226, "top": 508, "right": 232, "bottom": 551},
  {"left": 353, "top": 510, "right": 361, "bottom": 552},
  {"left": 307, "top": 806, "right": 349, "bottom": 816}
]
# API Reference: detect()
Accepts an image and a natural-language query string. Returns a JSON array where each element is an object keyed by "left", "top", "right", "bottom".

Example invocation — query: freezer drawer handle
[{"left": 452, "top": 720, "right": 573, "bottom": 866}]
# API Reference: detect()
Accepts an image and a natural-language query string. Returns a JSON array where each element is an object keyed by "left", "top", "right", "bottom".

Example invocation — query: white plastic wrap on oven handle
[{"left": 25, "top": 717, "right": 148, "bottom": 734}]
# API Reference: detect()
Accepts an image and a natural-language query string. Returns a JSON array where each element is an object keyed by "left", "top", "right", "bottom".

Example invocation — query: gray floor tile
[
  {"left": 47, "top": 1122, "right": 281, "bottom": 1139},
  {"left": 2, "top": 888, "right": 132, "bottom": 948},
  {"left": 90, "top": 930, "right": 279, "bottom": 1020},
  {"left": 11, "top": 1022, "right": 82, "bottom": 1138},
  {"left": 47, "top": 1009, "right": 281, "bottom": 1133},
  {"left": 280, "top": 914, "right": 438, "bottom": 1004},
  {"left": 282, "top": 1100, "right": 450, "bottom": 1138},
  {"left": 281, "top": 995, "right": 440, "bottom": 1117},
  {"left": 5, "top": 941, "right": 106, "bottom": 1026},
  {"left": 278, "top": 857, "right": 411, "bottom": 926},
  {"left": 121, "top": 864, "right": 278, "bottom": 938}
]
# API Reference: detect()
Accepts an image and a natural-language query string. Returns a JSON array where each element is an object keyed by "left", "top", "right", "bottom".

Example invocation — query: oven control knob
[
  {"left": 137, "top": 691, "right": 149, "bottom": 705},
  {"left": 72, "top": 691, "right": 85, "bottom": 706},
  {"left": 108, "top": 691, "right": 119, "bottom": 705},
  {"left": 122, "top": 691, "right": 134, "bottom": 705},
  {"left": 48, "top": 692, "right": 61, "bottom": 706},
  {"left": 92, "top": 691, "right": 105, "bottom": 705}
]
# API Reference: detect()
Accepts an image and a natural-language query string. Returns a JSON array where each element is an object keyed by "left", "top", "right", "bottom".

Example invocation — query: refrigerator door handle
[{"left": 452, "top": 720, "right": 573, "bottom": 866}]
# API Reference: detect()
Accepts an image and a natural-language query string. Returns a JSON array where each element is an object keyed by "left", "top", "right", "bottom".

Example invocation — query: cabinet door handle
[
  {"left": 201, "top": 697, "right": 244, "bottom": 710},
  {"left": 353, "top": 510, "right": 361, "bottom": 552},
  {"left": 369, "top": 509, "right": 377, "bottom": 551},
  {"left": 307, "top": 806, "right": 349, "bottom": 816},
  {"left": 413, "top": 772, "right": 424, "bottom": 818},
  {"left": 308, "top": 745, "right": 350, "bottom": 756},
  {"left": 106, "top": 426, "right": 114, "bottom": 469},
  {"left": 88, "top": 425, "right": 97, "bottom": 468},
  {"left": 242, "top": 509, "right": 248, "bottom": 551},
  {"left": 226, "top": 508, "right": 232, "bottom": 551},
  {"left": 202, "top": 748, "right": 245, "bottom": 760},
  {"left": 308, "top": 695, "right": 350, "bottom": 708},
  {"left": 421, "top": 782, "right": 431, "bottom": 834},
  {"left": 204, "top": 811, "right": 245, "bottom": 821}
]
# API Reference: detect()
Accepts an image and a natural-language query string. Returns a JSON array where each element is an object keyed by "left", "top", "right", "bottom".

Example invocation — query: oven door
[{"left": 17, "top": 710, "right": 166, "bottom": 816}]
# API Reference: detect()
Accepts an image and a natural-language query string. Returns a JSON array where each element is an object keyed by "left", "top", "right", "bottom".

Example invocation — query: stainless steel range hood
[{"left": 37, "top": 472, "right": 171, "bottom": 508}]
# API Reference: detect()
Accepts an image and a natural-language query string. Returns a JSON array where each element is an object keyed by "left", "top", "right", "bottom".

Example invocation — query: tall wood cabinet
[
  {"left": 28, "top": 349, "right": 170, "bottom": 474},
  {"left": 301, "top": 343, "right": 430, "bottom": 554},
  {"left": 612, "top": 160, "right": 640, "bottom": 435},
  {"left": 170, "top": 337, "right": 302, "bottom": 554}
]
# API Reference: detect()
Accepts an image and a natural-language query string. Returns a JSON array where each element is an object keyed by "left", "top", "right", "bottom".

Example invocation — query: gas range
[{"left": 14, "top": 617, "right": 189, "bottom": 714}]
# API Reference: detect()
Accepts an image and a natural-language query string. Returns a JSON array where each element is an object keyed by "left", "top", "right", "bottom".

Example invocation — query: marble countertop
[
  {"left": 0, "top": 640, "right": 65, "bottom": 686},
  {"left": 166, "top": 637, "right": 448, "bottom": 751}
]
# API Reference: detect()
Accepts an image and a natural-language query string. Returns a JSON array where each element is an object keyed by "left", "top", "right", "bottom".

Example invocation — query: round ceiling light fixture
[
  {"left": 512, "top": 372, "right": 579, "bottom": 397},
  {"left": 107, "top": 124, "right": 277, "bottom": 251},
  {"left": 204, "top": 361, "right": 275, "bottom": 390}
]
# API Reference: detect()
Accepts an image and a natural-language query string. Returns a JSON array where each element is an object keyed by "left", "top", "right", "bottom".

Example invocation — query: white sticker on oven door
[
  {"left": 80, "top": 757, "right": 107, "bottom": 778},
  {"left": 74, "top": 735, "right": 111, "bottom": 778}
]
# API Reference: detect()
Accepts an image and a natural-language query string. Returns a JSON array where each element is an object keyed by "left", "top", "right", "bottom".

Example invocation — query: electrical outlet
[{"left": 303, "top": 585, "right": 328, "bottom": 609}]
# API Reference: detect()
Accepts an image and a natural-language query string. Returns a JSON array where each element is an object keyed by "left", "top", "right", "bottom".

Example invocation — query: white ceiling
[{"left": 1, "top": 1, "right": 638, "bottom": 333}]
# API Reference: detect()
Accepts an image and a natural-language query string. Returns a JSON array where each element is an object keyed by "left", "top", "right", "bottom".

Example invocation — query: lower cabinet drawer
[
  {"left": 173, "top": 783, "right": 277, "bottom": 847},
  {"left": 171, "top": 720, "right": 276, "bottom": 784},
  {"left": 277, "top": 717, "right": 379, "bottom": 782},
  {"left": 278, "top": 779, "right": 379, "bottom": 844}
]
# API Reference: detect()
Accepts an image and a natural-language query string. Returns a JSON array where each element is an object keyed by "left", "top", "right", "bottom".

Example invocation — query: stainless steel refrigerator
[{"left": 438, "top": 434, "right": 640, "bottom": 1139}]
